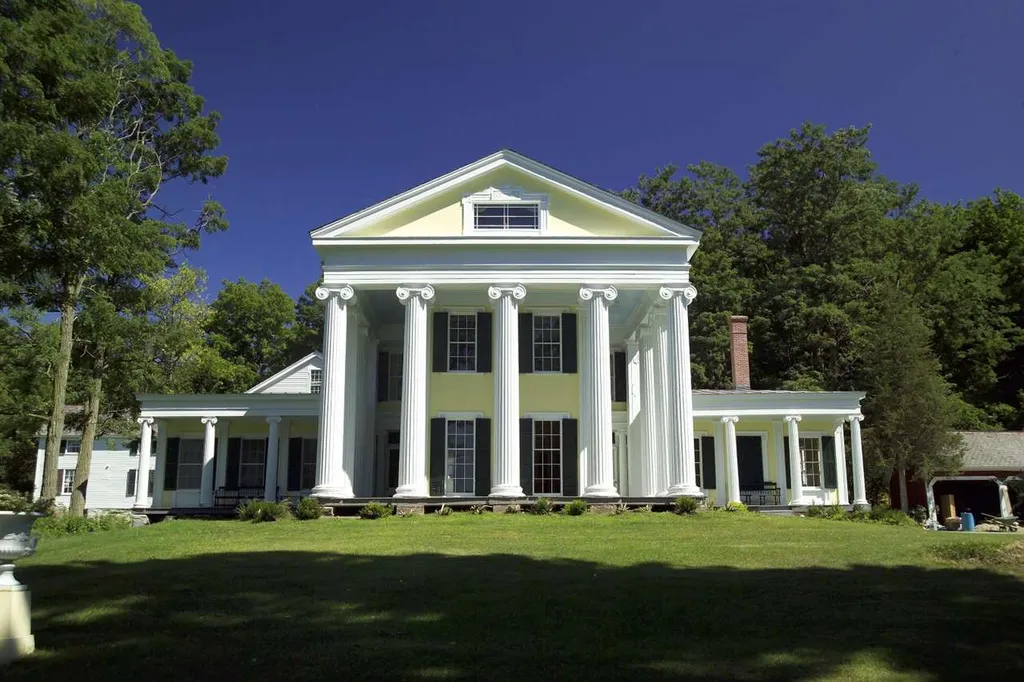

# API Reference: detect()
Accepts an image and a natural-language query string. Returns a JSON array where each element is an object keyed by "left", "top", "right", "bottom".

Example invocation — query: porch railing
[{"left": 739, "top": 482, "right": 782, "bottom": 506}]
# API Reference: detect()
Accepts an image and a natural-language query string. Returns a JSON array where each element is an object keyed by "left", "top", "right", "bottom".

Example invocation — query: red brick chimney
[{"left": 730, "top": 315, "right": 751, "bottom": 390}]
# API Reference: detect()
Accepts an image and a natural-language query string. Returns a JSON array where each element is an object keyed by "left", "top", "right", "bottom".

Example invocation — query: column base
[
  {"left": 852, "top": 498, "right": 870, "bottom": 509},
  {"left": 0, "top": 586, "right": 33, "bottom": 666},
  {"left": 583, "top": 484, "right": 620, "bottom": 498},
  {"left": 312, "top": 484, "right": 354, "bottom": 499},
  {"left": 392, "top": 484, "right": 429, "bottom": 499},
  {"left": 667, "top": 484, "right": 704, "bottom": 497},
  {"left": 489, "top": 484, "right": 524, "bottom": 498}
]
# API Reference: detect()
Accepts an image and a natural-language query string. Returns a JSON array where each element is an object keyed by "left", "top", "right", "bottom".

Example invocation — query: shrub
[
  {"left": 295, "top": 497, "right": 324, "bottom": 520},
  {"left": 613, "top": 503, "right": 629, "bottom": 515},
  {"left": 0, "top": 486, "right": 54, "bottom": 514},
  {"left": 631, "top": 504, "right": 653, "bottom": 514},
  {"left": 909, "top": 505, "right": 929, "bottom": 523},
  {"left": 929, "top": 542, "right": 1005, "bottom": 563},
  {"left": 503, "top": 504, "right": 521, "bottom": 514},
  {"left": 32, "top": 511, "right": 130, "bottom": 537},
  {"left": 868, "top": 506, "right": 916, "bottom": 527},
  {"left": 532, "top": 497, "right": 553, "bottom": 515},
  {"left": 562, "top": 499, "right": 588, "bottom": 516},
  {"left": 238, "top": 499, "right": 292, "bottom": 523},
  {"left": 469, "top": 504, "right": 488, "bottom": 515},
  {"left": 724, "top": 501, "right": 748, "bottom": 513},
  {"left": 806, "top": 504, "right": 846, "bottom": 520},
  {"left": 93, "top": 511, "right": 132, "bottom": 531},
  {"left": 434, "top": 504, "right": 453, "bottom": 516},
  {"left": 848, "top": 509, "right": 871, "bottom": 523},
  {"left": 674, "top": 497, "right": 699, "bottom": 515},
  {"left": 358, "top": 502, "right": 393, "bottom": 520}
]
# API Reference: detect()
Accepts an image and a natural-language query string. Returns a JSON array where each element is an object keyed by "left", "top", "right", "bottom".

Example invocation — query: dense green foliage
[
  {"left": 295, "top": 497, "right": 324, "bottom": 520},
  {"left": 673, "top": 496, "right": 700, "bottom": 515},
  {"left": 237, "top": 499, "right": 292, "bottom": 523},
  {"left": 562, "top": 499, "right": 588, "bottom": 516},
  {"left": 31, "top": 510, "right": 131, "bottom": 537},
  {"left": 358, "top": 502, "right": 393, "bottom": 520}
]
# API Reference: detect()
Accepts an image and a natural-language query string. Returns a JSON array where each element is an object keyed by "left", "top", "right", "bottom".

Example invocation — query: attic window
[
  {"left": 462, "top": 186, "right": 549, "bottom": 234},
  {"left": 310, "top": 369, "right": 323, "bottom": 395},
  {"left": 474, "top": 204, "right": 539, "bottom": 230}
]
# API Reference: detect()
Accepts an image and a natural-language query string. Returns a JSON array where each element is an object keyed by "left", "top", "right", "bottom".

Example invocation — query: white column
[
  {"left": 833, "top": 419, "right": 850, "bottom": 505},
  {"left": 660, "top": 286, "right": 702, "bottom": 497},
  {"left": 713, "top": 419, "right": 727, "bottom": 506},
  {"left": 849, "top": 415, "right": 868, "bottom": 507},
  {"left": 277, "top": 419, "right": 291, "bottom": 495},
  {"left": 723, "top": 416, "right": 740, "bottom": 504},
  {"left": 394, "top": 285, "right": 434, "bottom": 497},
  {"left": 785, "top": 415, "right": 810, "bottom": 506},
  {"left": 134, "top": 417, "right": 154, "bottom": 508},
  {"left": 152, "top": 420, "right": 167, "bottom": 506},
  {"left": 634, "top": 323, "right": 659, "bottom": 496},
  {"left": 341, "top": 316, "right": 361, "bottom": 496},
  {"left": 772, "top": 420, "right": 787, "bottom": 502},
  {"left": 215, "top": 420, "right": 230, "bottom": 490},
  {"left": 264, "top": 417, "right": 281, "bottom": 501},
  {"left": 313, "top": 285, "right": 355, "bottom": 499},
  {"left": 579, "top": 286, "right": 618, "bottom": 497},
  {"left": 578, "top": 306, "right": 591, "bottom": 492},
  {"left": 199, "top": 416, "right": 217, "bottom": 507},
  {"left": 652, "top": 310, "right": 673, "bottom": 494},
  {"left": 625, "top": 337, "right": 642, "bottom": 497},
  {"left": 488, "top": 284, "right": 527, "bottom": 497},
  {"left": 362, "top": 335, "right": 379, "bottom": 495}
]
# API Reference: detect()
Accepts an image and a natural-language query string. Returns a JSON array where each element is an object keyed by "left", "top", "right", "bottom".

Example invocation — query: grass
[{"left": 9, "top": 513, "right": 1024, "bottom": 681}]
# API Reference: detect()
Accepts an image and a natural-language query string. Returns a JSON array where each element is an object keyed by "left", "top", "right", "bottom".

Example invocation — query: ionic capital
[
  {"left": 266, "top": 416, "right": 282, "bottom": 425},
  {"left": 658, "top": 285, "right": 698, "bottom": 305},
  {"left": 315, "top": 285, "right": 356, "bottom": 302},
  {"left": 848, "top": 414, "right": 864, "bottom": 423},
  {"left": 487, "top": 284, "right": 527, "bottom": 302},
  {"left": 721, "top": 416, "right": 739, "bottom": 424},
  {"left": 137, "top": 416, "right": 155, "bottom": 427},
  {"left": 396, "top": 285, "right": 435, "bottom": 304},
  {"left": 200, "top": 416, "right": 218, "bottom": 426},
  {"left": 783, "top": 415, "right": 802, "bottom": 424},
  {"left": 579, "top": 286, "right": 618, "bottom": 303}
]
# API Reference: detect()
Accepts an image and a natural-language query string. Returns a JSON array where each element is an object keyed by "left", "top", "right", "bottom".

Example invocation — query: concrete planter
[
  {"left": 0, "top": 512, "right": 40, "bottom": 589},
  {"left": 0, "top": 511, "right": 39, "bottom": 665}
]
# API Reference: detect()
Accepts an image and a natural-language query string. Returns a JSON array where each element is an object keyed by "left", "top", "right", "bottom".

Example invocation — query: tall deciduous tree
[
  {"left": 288, "top": 282, "right": 325, "bottom": 362},
  {"left": 0, "top": 0, "right": 227, "bottom": 498}
]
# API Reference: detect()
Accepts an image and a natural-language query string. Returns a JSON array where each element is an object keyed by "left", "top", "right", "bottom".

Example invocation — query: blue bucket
[{"left": 962, "top": 511, "right": 975, "bottom": 531}]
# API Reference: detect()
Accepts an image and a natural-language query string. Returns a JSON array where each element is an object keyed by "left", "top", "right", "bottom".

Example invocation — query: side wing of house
[
  {"left": 246, "top": 353, "right": 324, "bottom": 395},
  {"left": 33, "top": 435, "right": 155, "bottom": 510}
]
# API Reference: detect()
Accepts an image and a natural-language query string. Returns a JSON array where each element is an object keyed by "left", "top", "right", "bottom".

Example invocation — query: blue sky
[{"left": 137, "top": 0, "right": 1024, "bottom": 298}]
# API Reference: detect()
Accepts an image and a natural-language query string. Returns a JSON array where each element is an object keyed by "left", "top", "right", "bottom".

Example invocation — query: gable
[
  {"left": 246, "top": 353, "right": 323, "bottom": 395},
  {"left": 311, "top": 150, "right": 700, "bottom": 242}
]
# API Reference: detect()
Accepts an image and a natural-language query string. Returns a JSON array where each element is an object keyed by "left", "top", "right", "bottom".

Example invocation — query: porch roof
[
  {"left": 137, "top": 393, "right": 320, "bottom": 419},
  {"left": 692, "top": 389, "right": 865, "bottom": 418}
]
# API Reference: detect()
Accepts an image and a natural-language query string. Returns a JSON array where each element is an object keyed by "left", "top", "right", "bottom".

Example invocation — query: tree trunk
[
  {"left": 41, "top": 289, "right": 80, "bottom": 499},
  {"left": 898, "top": 468, "right": 909, "bottom": 513},
  {"left": 70, "top": 349, "right": 104, "bottom": 517}
]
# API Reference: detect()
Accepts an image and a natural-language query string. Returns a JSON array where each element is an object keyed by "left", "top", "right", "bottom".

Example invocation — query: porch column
[
  {"left": 152, "top": 420, "right": 167, "bottom": 505},
  {"left": 361, "top": 335, "right": 379, "bottom": 495},
  {"left": 651, "top": 310, "right": 673, "bottom": 494},
  {"left": 313, "top": 285, "right": 355, "bottom": 499},
  {"left": 579, "top": 286, "right": 619, "bottom": 497},
  {"left": 577, "top": 306, "right": 591, "bottom": 491},
  {"left": 394, "top": 285, "right": 434, "bottom": 497},
  {"left": 625, "top": 337, "right": 642, "bottom": 497},
  {"left": 713, "top": 419, "right": 727, "bottom": 506},
  {"left": 634, "top": 322, "right": 659, "bottom": 496},
  {"left": 660, "top": 286, "right": 702, "bottom": 497},
  {"left": 134, "top": 417, "right": 154, "bottom": 508},
  {"left": 215, "top": 420, "right": 230, "bottom": 490},
  {"left": 488, "top": 284, "right": 526, "bottom": 497},
  {"left": 199, "top": 417, "right": 217, "bottom": 507},
  {"left": 785, "top": 415, "right": 810, "bottom": 506},
  {"left": 833, "top": 419, "right": 850, "bottom": 505},
  {"left": 849, "top": 415, "right": 868, "bottom": 507},
  {"left": 723, "top": 416, "right": 740, "bottom": 504},
  {"left": 772, "top": 420, "right": 787, "bottom": 502},
  {"left": 264, "top": 417, "right": 281, "bottom": 501},
  {"left": 341, "top": 316, "right": 361, "bottom": 496}
]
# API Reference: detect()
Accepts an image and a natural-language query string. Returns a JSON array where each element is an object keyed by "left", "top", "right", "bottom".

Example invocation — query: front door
[
  {"left": 445, "top": 419, "right": 475, "bottom": 495},
  {"left": 386, "top": 430, "right": 400, "bottom": 493},
  {"left": 737, "top": 436, "right": 765, "bottom": 490}
]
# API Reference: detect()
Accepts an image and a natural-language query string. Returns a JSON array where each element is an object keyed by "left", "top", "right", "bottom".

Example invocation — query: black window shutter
[
  {"left": 429, "top": 418, "right": 446, "bottom": 496},
  {"left": 561, "top": 313, "right": 578, "bottom": 374},
  {"left": 701, "top": 436, "right": 716, "bottom": 489},
  {"left": 821, "top": 436, "right": 837, "bottom": 488},
  {"left": 561, "top": 418, "right": 579, "bottom": 496},
  {"left": 783, "top": 436, "right": 791, "bottom": 488},
  {"left": 126, "top": 469, "right": 136, "bottom": 497},
  {"left": 211, "top": 438, "right": 218, "bottom": 491},
  {"left": 520, "top": 419, "right": 533, "bottom": 496},
  {"left": 432, "top": 312, "right": 448, "bottom": 373},
  {"left": 613, "top": 351, "right": 627, "bottom": 402},
  {"left": 262, "top": 438, "right": 269, "bottom": 489},
  {"left": 287, "top": 437, "right": 303, "bottom": 491},
  {"left": 148, "top": 470, "right": 154, "bottom": 497},
  {"left": 475, "top": 418, "right": 491, "bottom": 495},
  {"left": 518, "top": 313, "right": 533, "bottom": 373},
  {"left": 60, "top": 438, "right": 67, "bottom": 454},
  {"left": 164, "top": 437, "right": 180, "bottom": 491},
  {"left": 377, "top": 351, "right": 389, "bottom": 401},
  {"left": 225, "top": 438, "right": 242, "bottom": 490},
  {"left": 477, "top": 312, "right": 493, "bottom": 373}
]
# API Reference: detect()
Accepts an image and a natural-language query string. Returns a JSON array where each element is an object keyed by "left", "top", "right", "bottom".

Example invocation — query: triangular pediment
[
  {"left": 310, "top": 150, "right": 700, "bottom": 241},
  {"left": 246, "top": 352, "right": 323, "bottom": 395}
]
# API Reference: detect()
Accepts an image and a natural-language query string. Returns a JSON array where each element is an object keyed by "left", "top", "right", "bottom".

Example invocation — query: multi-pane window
[
  {"left": 800, "top": 437, "right": 822, "bottom": 487},
  {"left": 533, "top": 420, "right": 562, "bottom": 495},
  {"left": 445, "top": 420, "right": 475, "bottom": 494},
  {"left": 533, "top": 314, "right": 561, "bottom": 372},
  {"left": 176, "top": 439, "right": 204, "bottom": 489},
  {"left": 309, "top": 369, "right": 323, "bottom": 395},
  {"left": 693, "top": 438, "right": 703, "bottom": 488},
  {"left": 300, "top": 438, "right": 317, "bottom": 490},
  {"left": 126, "top": 469, "right": 152, "bottom": 497},
  {"left": 59, "top": 468, "right": 75, "bottom": 495},
  {"left": 240, "top": 438, "right": 267, "bottom": 488},
  {"left": 448, "top": 314, "right": 477, "bottom": 371},
  {"left": 64, "top": 440, "right": 81, "bottom": 455},
  {"left": 473, "top": 203, "right": 539, "bottom": 230},
  {"left": 388, "top": 353, "right": 403, "bottom": 400}
]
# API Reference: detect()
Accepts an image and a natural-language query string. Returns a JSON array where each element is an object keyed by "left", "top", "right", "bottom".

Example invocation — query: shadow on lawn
[{"left": 8, "top": 551, "right": 1023, "bottom": 681}]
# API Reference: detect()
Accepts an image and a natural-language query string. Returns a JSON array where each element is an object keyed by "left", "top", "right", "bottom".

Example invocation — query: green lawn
[{"left": 8, "top": 513, "right": 1023, "bottom": 681}]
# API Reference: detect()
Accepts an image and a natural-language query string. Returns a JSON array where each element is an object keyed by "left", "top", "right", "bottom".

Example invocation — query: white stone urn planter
[{"left": 0, "top": 512, "right": 40, "bottom": 589}]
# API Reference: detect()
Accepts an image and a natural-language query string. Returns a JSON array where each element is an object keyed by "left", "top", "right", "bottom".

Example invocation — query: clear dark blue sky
[{"left": 136, "top": 0, "right": 1024, "bottom": 298}]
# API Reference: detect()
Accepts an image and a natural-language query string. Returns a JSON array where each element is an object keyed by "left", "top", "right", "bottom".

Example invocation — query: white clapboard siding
[
  {"left": 249, "top": 354, "right": 323, "bottom": 394},
  {"left": 32, "top": 437, "right": 155, "bottom": 510}
]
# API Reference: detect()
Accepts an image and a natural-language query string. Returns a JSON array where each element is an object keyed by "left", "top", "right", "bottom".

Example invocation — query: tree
[
  {"left": 0, "top": 0, "right": 227, "bottom": 498},
  {"left": 288, "top": 282, "right": 325, "bottom": 362}
]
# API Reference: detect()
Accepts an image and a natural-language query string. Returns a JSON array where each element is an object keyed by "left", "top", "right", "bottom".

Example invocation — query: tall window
[
  {"left": 474, "top": 203, "right": 539, "bottom": 230},
  {"left": 388, "top": 353, "right": 403, "bottom": 400},
  {"left": 59, "top": 469, "right": 75, "bottom": 495},
  {"left": 300, "top": 438, "right": 317, "bottom": 489},
  {"left": 800, "top": 437, "right": 822, "bottom": 487},
  {"left": 693, "top": 438, "right": 703, "bottom": 488},
  {"left": 176, "top": 439, "right": 204, "bottom": 489},
  {"left": 445, "top": 419, "right": 475, "bottom": 494},
  {"left": 533, "top": 314, "right": 561, "bottom": 372},
  {"left": 125, "top": 469, "right": 152, "bottom": 497},
  {"left": 240, "top": 438, "right": 267, "bottom": 488},
  {"left": 64, "top": 440, "right": 81, "bottom": 455},
  {"left": 533, "top": 420, "right": 562, "bottom": 495},
  {"left": 448, "top": 314, "right": 477, "bottom": 372},
  {"left": 309, "top": 369, "right": 323, "bottom": 395}
]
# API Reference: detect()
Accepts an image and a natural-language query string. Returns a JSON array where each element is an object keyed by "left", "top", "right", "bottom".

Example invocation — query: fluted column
[
  {"left": 134, "top": 417, "right": 154, "bottom": 508},
  {"left": 633, "top": 323, "right": 659, "bottom": 496},
  {"left": 785, "top": 415, "right": 810, "bottom": 506},
  {"left": 625, "top": 337, "right": 642, "bottom": 496},
  {"left": 215, "top": 420, "right": 230, "bottom": 490},
  {"left": 361, "top": 335, "right": 379, "bottom": 495},
  {"left": 394, "top": 285, "right": 434, "bottom": 498},
  {"left": 313, "top": 285, "right": 356, "bottom": 499},
  {"left": 264, "top": 417, "right": 281, "bottom": 501},
  {"left": 152, "top": 420, "right": 167, "bottom": 505},
  {"left": 660, "top": 285, "right": 702, "bottom": 497},
  {"left": 651, "top": 310, "right": 673, "bottom": 494},
  {"left": 772, "top": 420, "right": 787, "bottom": 501},
  {"left": 849, "top": 415, "right": 868, "bottom": 507},
  {"left": 833, "top": 419, "right": 850, "bottom": 505},
  {"left": 723, "top": 416, "right": 740, "bottom": 504},
  {"left": 199, "top": 416, "right": 217, "bottom": 507},
  {"left": 488, "top": 284, "right": 527, "bottom": 497},
  {"left": 579, "top": 286, "right": 619, "bottom": 497},
  {"left": 578, "top": 307, "right": 591, "bottom": 491}
]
